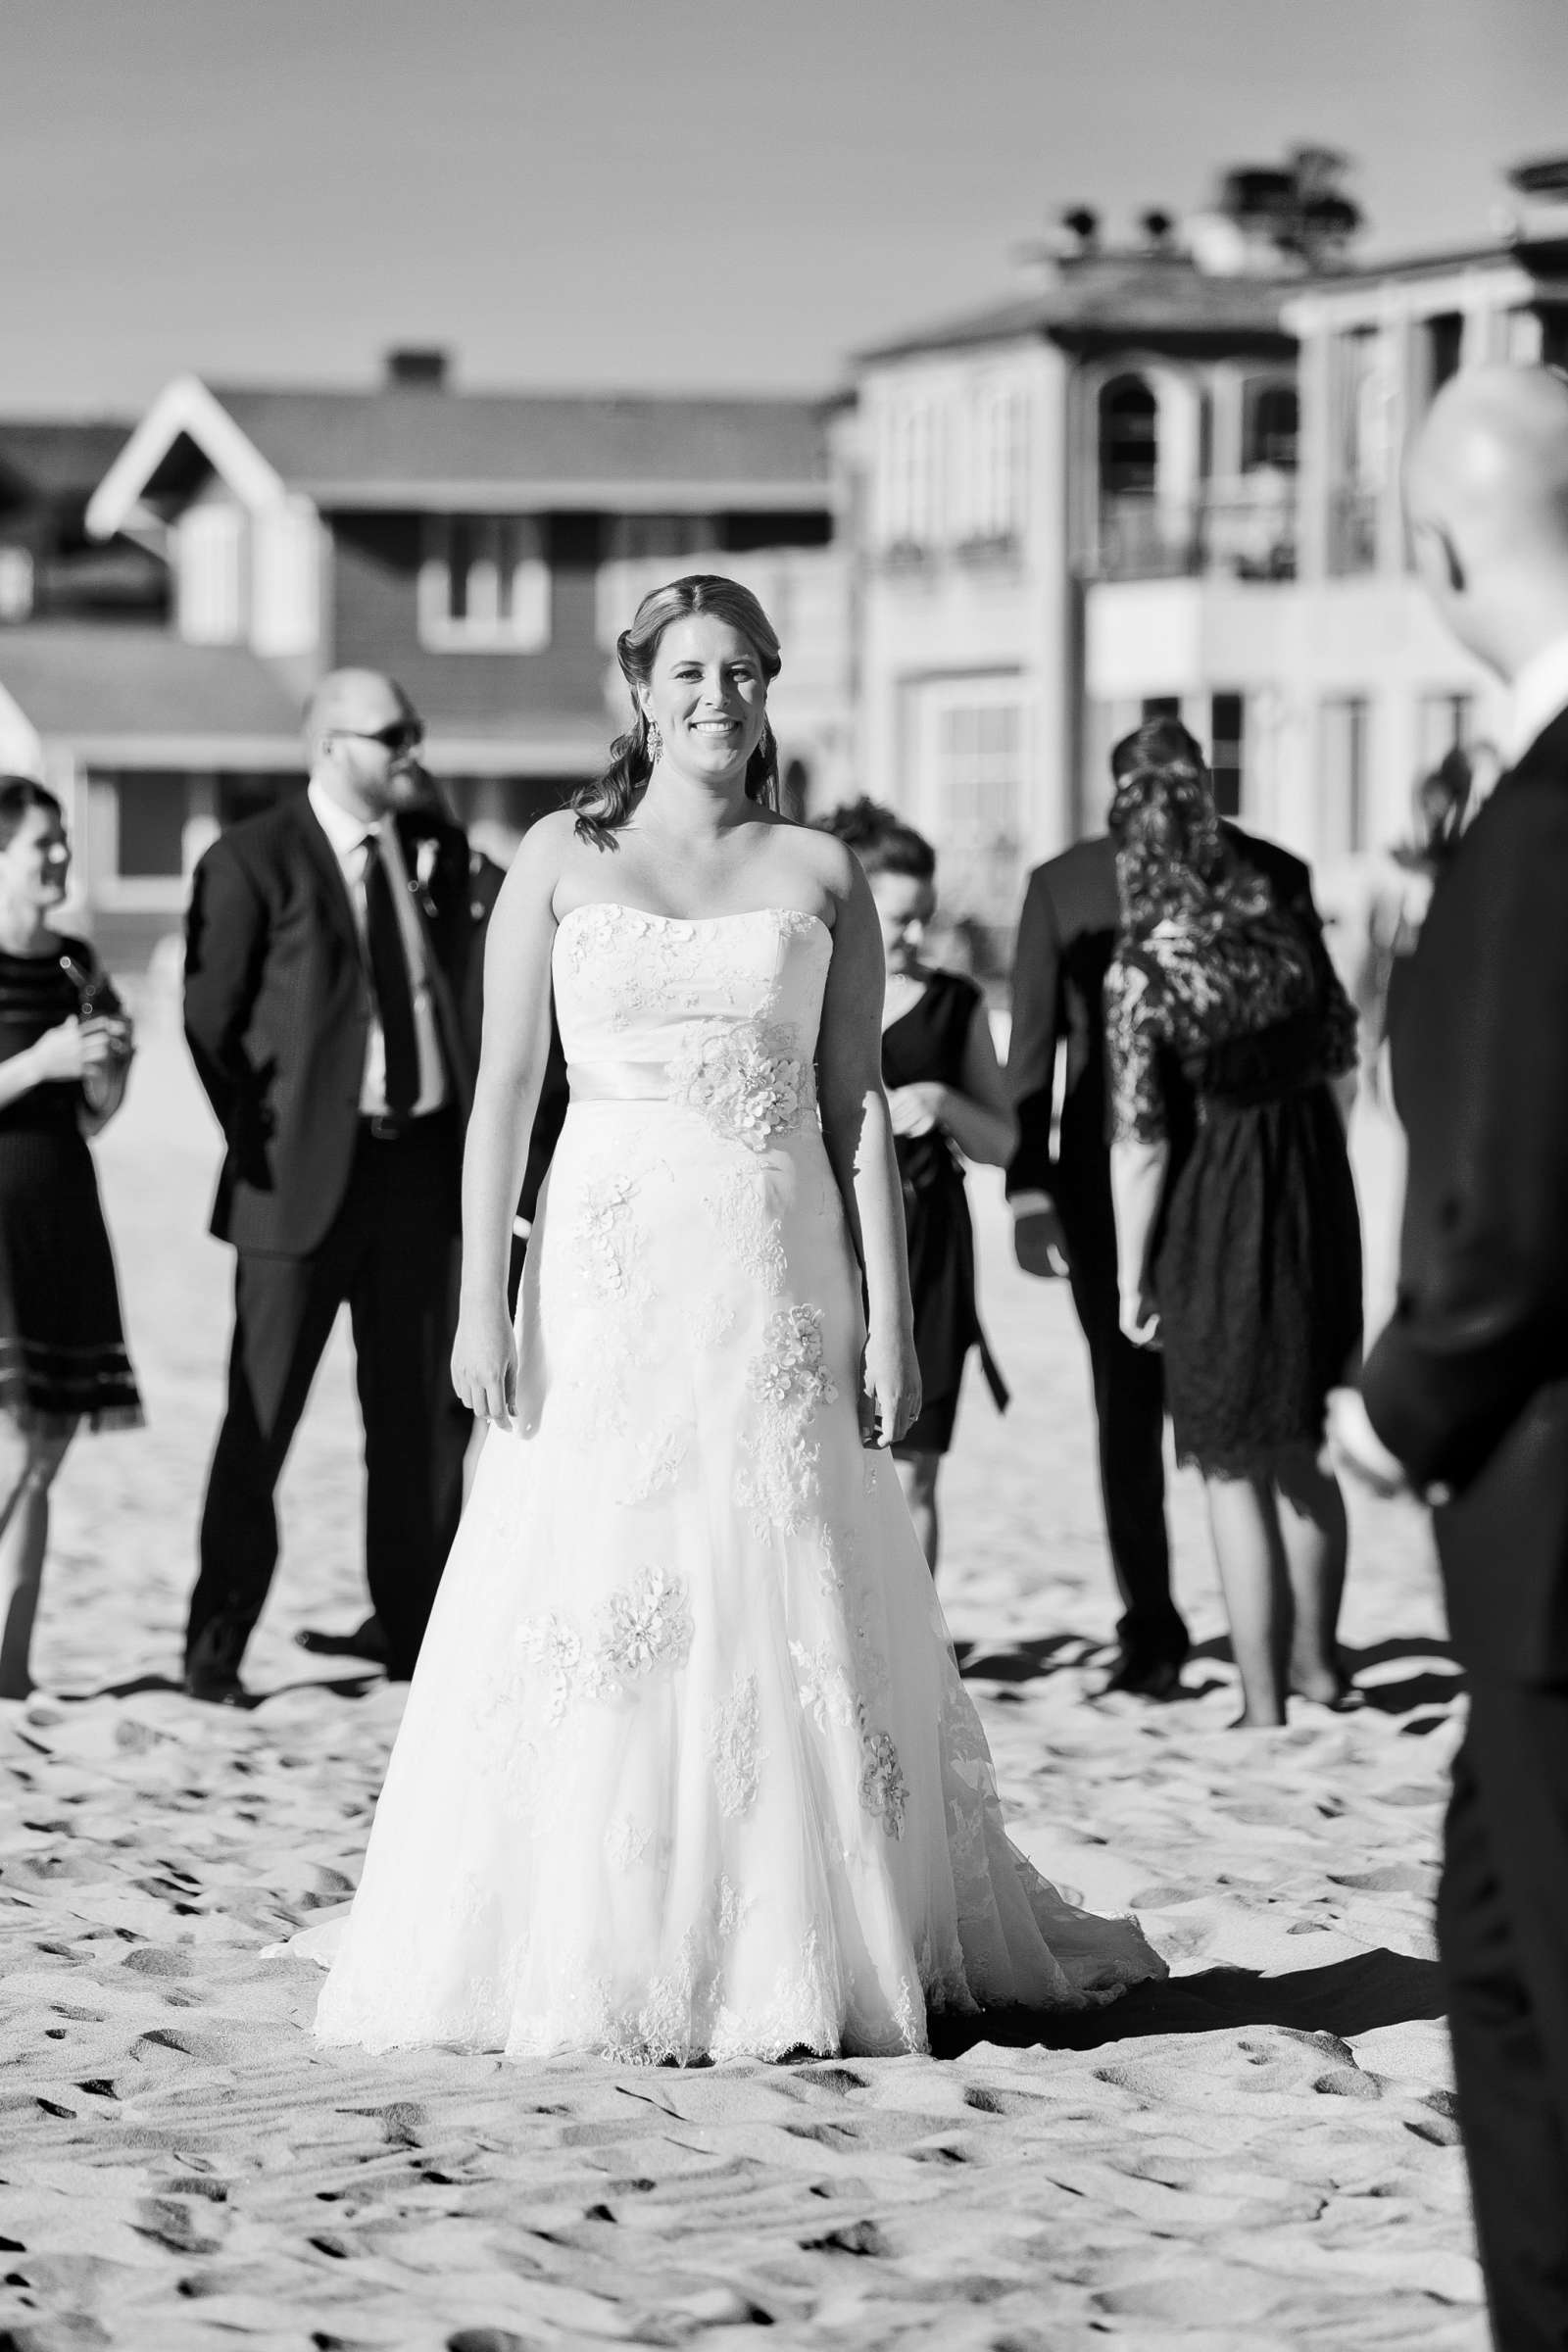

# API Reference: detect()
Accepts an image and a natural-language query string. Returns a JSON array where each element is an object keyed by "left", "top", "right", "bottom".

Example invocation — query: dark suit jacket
[
  {"left": 183, "top": 794, "right": 472, "bottom": 1259},
  {"left": 1005, "top": 824, "right": 1316, "bottom": 1270},
  {"left": 1362, "top": 708, "right": 1568, "bottom": 1683}
]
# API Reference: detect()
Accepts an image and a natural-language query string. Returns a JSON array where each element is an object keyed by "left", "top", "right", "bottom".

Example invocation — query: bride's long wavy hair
[
  {"left": 572, "top": 574, "right": 783, "bottom": 849},
  {"left": 1108, "top": 717, "right": 1271, "bottom": 939}
]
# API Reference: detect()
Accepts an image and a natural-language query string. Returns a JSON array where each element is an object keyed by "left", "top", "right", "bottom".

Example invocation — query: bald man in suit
[
  {"left": 182, "top": 670, "right": 472, "bottom": 1702},
  {"left": 1332, "top": 367, "right": 1568, "bottom": 2349}
]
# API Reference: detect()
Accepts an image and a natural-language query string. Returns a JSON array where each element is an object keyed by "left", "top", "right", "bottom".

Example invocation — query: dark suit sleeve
[
  {"left": 1361, "top": 791, "right": 1568, "bottom": 1488},
  {"left": 1005, "top": 865, "right": 1063, "bottom": 1199},
  {"left": 183, "top": 837, "right": 267, "bottom": 1135}
]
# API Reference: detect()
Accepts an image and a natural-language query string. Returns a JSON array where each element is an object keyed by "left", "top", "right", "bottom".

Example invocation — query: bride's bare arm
[
  {"left": 451, "top": 810, "right": 569, "bottom": 1425},
  {"left": 815, "top": 856, "right": 920, "bottom": 1446}
]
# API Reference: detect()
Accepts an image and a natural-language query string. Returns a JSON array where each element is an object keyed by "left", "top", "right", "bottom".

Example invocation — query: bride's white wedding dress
[{"left": 291, "top": 902, "right": 1165, "bottom": 2061}]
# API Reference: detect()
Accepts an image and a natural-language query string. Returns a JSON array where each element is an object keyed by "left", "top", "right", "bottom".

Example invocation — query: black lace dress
[
  {"left": 1104, "top": 906, "right": 1361, "bottom": 1475},
  {"left": 0, "top": 940, "right": 141, "bottom": 1434},
  {"left": 883, "top": 968, "right": 1006, "bottom": 1458}
]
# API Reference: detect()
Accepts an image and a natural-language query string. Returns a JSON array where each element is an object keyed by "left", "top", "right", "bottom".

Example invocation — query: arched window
[
  {"left": 1245, "top": 382, "right": 1299, "bottom": 472},
  {"left": 1098, "top": 374, "right": 1158, "bottom": 498}
]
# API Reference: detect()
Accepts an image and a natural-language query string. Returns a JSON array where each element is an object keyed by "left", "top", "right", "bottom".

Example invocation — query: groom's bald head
[{"left": 1405, "top": 365, "right": 1568, "bottom": 677}]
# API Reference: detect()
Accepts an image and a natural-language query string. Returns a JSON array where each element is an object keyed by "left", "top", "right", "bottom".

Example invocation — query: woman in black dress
[
  {"left": 0, "top": 778, "right": 141, "bottom": 1696},
  {"left": 820, "top": 802, "right": 1013, "bottom": 1571},
  {"left": 1103, "top": 723, "right": 1361, "bottom": 1727}
]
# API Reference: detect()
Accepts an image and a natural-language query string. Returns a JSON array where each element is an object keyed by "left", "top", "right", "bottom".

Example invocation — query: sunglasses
[{"left": 338, "top": 719, "right": 423, "bottom": 756}]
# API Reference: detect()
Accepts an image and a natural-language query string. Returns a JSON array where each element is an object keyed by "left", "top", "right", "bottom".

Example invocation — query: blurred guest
[
  {"left": 1317, "top": 747, "right": 1477, "bottom": 1341},
  {"left": 1007, "top": 744, "right": 1317, "bottom": 1696},
  {"left": 182, "top": 672, "right": 472, "bottom": 1704},
  {"left": 1105, "top": 719, "right": 1361, "bottom": 1729},
  {"left": 0, "top": 779, "right": 139, "bottom": 1697},
  {"left": 818, "top": 799, "right": 1012, "bottom": 1570},
  {"left": 1333, "top": 366, "right": 1568, "bottom": 2350}
]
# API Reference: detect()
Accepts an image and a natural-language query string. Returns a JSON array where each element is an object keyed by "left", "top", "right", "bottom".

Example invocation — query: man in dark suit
[
  {"left": 292, "top": 783, "right": 569, "bottom": 1671},
  {"left": 1007, "top": 779, "right": 1321, "bottom": 1697},
  {"left": 182, "top": 669, "right": 472, "bottom": 1702},
  {"left": 1332, "top": 365, "right": 1568, "bottom": 2350}
]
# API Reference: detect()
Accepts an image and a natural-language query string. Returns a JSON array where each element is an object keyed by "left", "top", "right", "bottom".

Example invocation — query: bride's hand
[
  {"left": 859, "top": 1323, "right": 921, "bottom": 1449},
  {"left": 452, "top": 1294, "right": 517, "bottom": 1428}
]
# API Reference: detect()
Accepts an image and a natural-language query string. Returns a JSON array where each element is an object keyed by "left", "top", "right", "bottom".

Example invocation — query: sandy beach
[{"left": 0, "top": 1001, "right": 1482, "bottom": 2351}]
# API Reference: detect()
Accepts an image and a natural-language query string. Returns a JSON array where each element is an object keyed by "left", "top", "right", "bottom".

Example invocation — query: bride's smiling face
[{"left": 641, "top": 615, "right": 768, "bottom": 786}]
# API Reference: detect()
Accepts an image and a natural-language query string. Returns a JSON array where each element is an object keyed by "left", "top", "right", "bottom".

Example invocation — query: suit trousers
[
  {"left": 1064, "top": 1235, "right": 1188, "bottom": 1669},
  {"left": 1439, "top": 1680, "right": 1568, "bottom": 2350},
  {"left": 188, "top": 1110, "right": 463, "bottom": 1683}
]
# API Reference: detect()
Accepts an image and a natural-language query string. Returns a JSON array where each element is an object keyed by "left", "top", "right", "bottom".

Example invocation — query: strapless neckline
[{"left": 556, "top": 902, "right": 832, "bottom": 947}]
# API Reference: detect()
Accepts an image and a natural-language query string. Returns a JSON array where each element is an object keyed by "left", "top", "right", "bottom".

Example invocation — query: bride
[{"left": 291, "top": 574, "right": 1165, "bottom": 2062}]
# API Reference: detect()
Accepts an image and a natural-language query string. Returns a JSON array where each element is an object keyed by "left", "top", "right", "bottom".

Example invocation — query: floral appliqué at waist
[
  {"left": 666, "top": 1019, "right": 814, "bottom": 1150},
  {"left": 567, "top": 1022, "right": 816, "bottom": 1150}
]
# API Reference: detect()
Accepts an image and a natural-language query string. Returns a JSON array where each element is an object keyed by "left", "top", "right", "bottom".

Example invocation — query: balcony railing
[{"left": 1090, "top": 482, "right": 1298, "bottom": 583}]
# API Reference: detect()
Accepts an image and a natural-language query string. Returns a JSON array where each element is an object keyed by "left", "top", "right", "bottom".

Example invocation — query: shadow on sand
[
  {"left": 956, "top": 1630, "right": 1466, "bottom": 1721},
  {"left": 931, "top": 1944, "right": 1446, "bottom": 2059}
]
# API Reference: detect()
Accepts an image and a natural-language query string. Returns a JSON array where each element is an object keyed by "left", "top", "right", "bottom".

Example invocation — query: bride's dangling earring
[{"left": 645, "top": 716, "right": 663, "bottom": 768}]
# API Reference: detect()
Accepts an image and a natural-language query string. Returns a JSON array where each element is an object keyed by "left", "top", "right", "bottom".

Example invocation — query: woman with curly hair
[
  {"left": 1105, "top": 718, "right": 1362, "bottom": 1727},
  {"left": 817, "top": 799, "right": 1012, "bottom": 1573}
]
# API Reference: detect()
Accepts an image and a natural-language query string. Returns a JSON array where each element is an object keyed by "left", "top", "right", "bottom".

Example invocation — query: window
[
  {"left": 1421, "top": 312, "right": 1465, "bottom": 399},
  {"left": 0, "top": 548, "right": 32, "bottom": 622},
  {"left": 1506, "top": 309, "right": 1544, "bottom": 364},
  {"left": 611, "top": 515, "right": 711, "bottom": 563},
  {"left": 951, "top": 377, "right": 1027, "bottom": 549},
  {"left": 1209, "top": 693, "right": 1244, "bottom": 818},
  {"left": 1542, "top": 311, "right": 1568, "bottom": 373},
  {"left": 419, "top": 516, "right": 550, "bottom": 651},
  {"left": 251, "top": 499, "right": 320, "bottom": 658},
  {"left": 915, "top": 687, "right": 1025, "bottom": 936},
  {"left": 1328, "top": 329, "right": 1385, "bottom": 575},
  {"left": 1319, "top": 697, "right": 1370, "bottom": 856},
  {"left": 1099, "top": 375, "right": 1158, "bottom": 497},
  {"left": 177, "top": 504, "right": 245, "bottom": 643},
  {"left": 1244, "top": 383, "right": 1298, "bottom": 472},
  {"left": 112, "top": 773, "right": 188, "bottom": 878},
  {"left": 876, "top": 389, "right": 942, "bottom": 552},
  {"left": 1418, "top": 692, "right": 1472, "bottom": 769}
]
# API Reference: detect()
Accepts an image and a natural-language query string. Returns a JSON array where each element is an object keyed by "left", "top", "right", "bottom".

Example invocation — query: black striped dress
[{"left": 0, "top": 940, "right": 141, "bottom": 1433}]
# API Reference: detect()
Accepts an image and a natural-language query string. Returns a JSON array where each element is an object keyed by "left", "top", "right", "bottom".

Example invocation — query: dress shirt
[
  {"left": 1505, "top": 630, "right": 1568, "bottom": 767},
  {"left": 307, "top": 781, "right": 448, "bottom": 1117}
]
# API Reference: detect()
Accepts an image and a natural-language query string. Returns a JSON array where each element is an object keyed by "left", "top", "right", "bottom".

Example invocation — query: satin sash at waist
[{"left": 567, "top": 1059, "right": 683, "bottom": 1104}]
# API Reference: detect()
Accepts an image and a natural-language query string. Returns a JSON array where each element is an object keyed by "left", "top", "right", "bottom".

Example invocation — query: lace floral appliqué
[
  {"left": 709, "top": 1673, "right": 764, "bottom": 1818},
  {"left": 519, "top": 1565, "right": 693, "bottom": 1722},
  {"left": 735, "top": 1305, "right": 839, "bottom": 1535},
  {"left": 669, "top": 1019, "right": 812, "bottom": 1152}
]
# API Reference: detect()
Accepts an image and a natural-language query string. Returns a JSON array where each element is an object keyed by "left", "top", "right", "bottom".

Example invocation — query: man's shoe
[
  {"left": 183, "top": 1664, "right": 253, "bottom": 1707},
  {"left": 295, "top": 1616, "right": 390, "bottom": 1666},
  {"left": 1098, "top": 1653, "right": 1182, "bottom": 1700}
]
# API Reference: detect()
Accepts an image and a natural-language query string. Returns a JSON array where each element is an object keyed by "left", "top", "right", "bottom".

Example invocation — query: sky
[{"left": 2, "top": 0, "right": 1565, "bottom": 416}]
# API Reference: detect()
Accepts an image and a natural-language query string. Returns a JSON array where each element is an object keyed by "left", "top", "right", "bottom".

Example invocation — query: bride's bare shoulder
[{"left": 757, "top": 813, "right": 858, "bottom": 931}]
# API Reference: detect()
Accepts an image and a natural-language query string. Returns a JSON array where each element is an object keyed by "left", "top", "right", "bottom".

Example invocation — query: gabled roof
[
  {"left": 857, "top": 258, "right": 1295, "bottom": 366},
  {"left": 87, "top": 374, "right": 836, "bottom": 537},
  {"left": 0, "top": 624, "right": 300, "bottom": 754}
]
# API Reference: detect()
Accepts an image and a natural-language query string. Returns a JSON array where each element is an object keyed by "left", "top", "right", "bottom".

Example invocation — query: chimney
[
  {"left": 1060, "top": 206, "right": 1100, "bottom": 259},
  {"left": 384, "top": 347, "right": 451, "bottom": 391}
]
